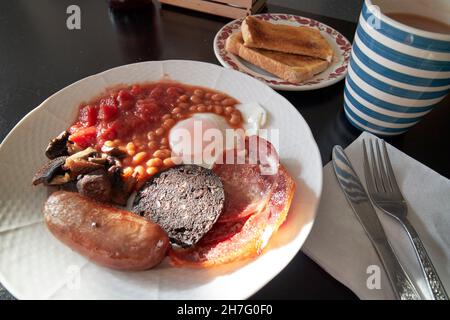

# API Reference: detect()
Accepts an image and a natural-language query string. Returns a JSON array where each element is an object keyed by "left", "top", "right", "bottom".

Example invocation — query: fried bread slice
[
  {"left": 226, "top": 32, "right": 329, "bottom": 83},
  {"left": 241, "top": 16, "right": 333, "bottom": 62}
]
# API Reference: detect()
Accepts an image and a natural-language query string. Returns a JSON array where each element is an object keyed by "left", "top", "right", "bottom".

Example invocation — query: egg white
[
  {"left": 235, "top": 102, "right": 267, "bottom": 136},
  {"left": 168, "top": 103, "right": 267, "bottom": 168}
]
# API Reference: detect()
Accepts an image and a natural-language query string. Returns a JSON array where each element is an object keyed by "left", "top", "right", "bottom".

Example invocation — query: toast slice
[
  {"left": 225, "top": 32, "right": 329, "bottom": 83},
  {"left": 241, "top": 16, "right": 334, "bottom": 62}
]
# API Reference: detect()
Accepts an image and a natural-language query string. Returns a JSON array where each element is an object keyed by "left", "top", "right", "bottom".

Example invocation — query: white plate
[
  {"left": 0, "top": 60, "right": 322, "bottom": 299},
  {"left": 213, "top": 13, "right": 352, "bottom": 91}
]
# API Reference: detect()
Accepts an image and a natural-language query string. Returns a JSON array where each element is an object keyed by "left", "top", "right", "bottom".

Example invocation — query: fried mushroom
[
  {"left": 76, "top": 169, "right": 112, "bottom": 203},
  {"left": 108, "top": 165, "right": 136, "bottom": 206},
  {"left": 32, "top": 156, "right": 68, "bottom": 186},
  {"left": 45, "top": 131, "right": 70, "bottom": 159}
]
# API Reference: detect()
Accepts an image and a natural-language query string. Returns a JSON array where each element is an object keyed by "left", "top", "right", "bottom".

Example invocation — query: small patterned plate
[{"left": 214, "top": 13, "right": 352, "bottom": 91}]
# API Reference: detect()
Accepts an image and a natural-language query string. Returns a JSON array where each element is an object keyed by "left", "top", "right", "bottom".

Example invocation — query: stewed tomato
[{"left": 69, "top": 126, "right": 97, "bottom": 148}]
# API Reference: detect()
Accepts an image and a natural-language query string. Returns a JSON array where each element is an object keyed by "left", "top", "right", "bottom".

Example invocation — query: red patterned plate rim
[{"left": 213, "top": 13, "right": 352, "bottom": 91}]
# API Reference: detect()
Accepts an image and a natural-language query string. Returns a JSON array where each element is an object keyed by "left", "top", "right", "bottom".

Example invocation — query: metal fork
[{"left": 363, "top": 139, "right": 448, "bottom": 300}]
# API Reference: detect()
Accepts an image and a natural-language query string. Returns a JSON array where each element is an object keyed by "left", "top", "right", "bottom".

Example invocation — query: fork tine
[
  {"left": 381, "top": 140, "right": 403, "bottom": 196},
  {"left": 369, "top": 140, "right": 382, "bottom": 192},
  {"left": 375, "top": 139, "right": 391, "bottom": 192},
  {"left": 363, "top": 139, "right": 377, "bottom": 195}
]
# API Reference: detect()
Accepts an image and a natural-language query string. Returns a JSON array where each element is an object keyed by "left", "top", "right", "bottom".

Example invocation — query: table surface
[{"left": 0, "top": 0, "right": 448, "bottom": 300}]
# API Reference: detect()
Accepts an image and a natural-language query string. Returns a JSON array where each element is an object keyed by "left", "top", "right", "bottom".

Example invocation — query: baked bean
[
  {"left": 147, "top": 131, "right": 156, "bottom": 141},
  {"left": 147, "top": 141, "right": 158, "bottom": 150},
  {"left": 230, "top": 115, "right": 241, "bottom": 126},
  {"left": 162, "top": 114, "right": 172, "bottom": 120},
  {"left": 155, "top": 128, "right": 165, "bottom": 136},
  {"left": 224, "top": 106, "right": 235, "bottom": 115},
  {"left": 222, "top": 98, "right": 236, "bottom": 106},
  {"left": 194, "top": 89, "right": 204, "bottom": 97},
  {"left": 231, "top": 110, "right": 242, "bottom": 118},
  {"left": 167, "top": 87, "right": 183, "bottom": 96},
  {"left": 212, "top": 93, "right": 225, "bottom": 101},
  {"left": 121, "top": 157, "right": 132, "bottom": 166},
  {"left": 126, "top": 142, "right": 136, "bottom": 156},
  {"left": 205, "top": 93, "right": 212, "bottom": 99},
  {"left": 207, "top": 105, "right": 213, "bottom": 111},
  {"left": 171, "top": 107, "right": 182, "bottom": 114},
  {"left": 104, "top": 140, "right": 115, "bottom": 147},
  {"left": 174, "top": 113, "right": 184, "bottom": 120},
  {"left": 123, "top": 167, "right": 134, "bottom": 177},
  {"left": 113, "top": 139, "right": 122, "bottom": 145},
  {"left": 197, "top": 104, "right": 206, "bottom": 112},
  {"left": 178, "top": 95, "right": 189, "bottom": 102},
  {"left": 160, "top": 137, "right": 169, "bottom": 146},
  {"left": 163, "top": 157, "right": 176, "bottom": 168},
  {"left": 134, "top": 165, "right": 146, "bottom": 177},
  {"left": 178, "top": 102, "right": 190, "bottom": 109},
  {"left": 132, "top": 151, "right": 148, "bottom": 165},
  {"left": 214, "top": 105, "right": 223, "bottom": 114},
  {"left": 150, "top": 87, "right": 163, "bottom": 98},
  {"left": 153, "top": 149, "right": 170, "bottom": 159},
  {"left": 190, "top": 95, "right": 202, "bottom": 104},
  {"left": 163, "top": 118, "right": 176, "bottom": 129},
  {"left": 146, "top": 166, "right": 158, "bottom": 176},
  {"left": 146, "top": 157, "right": 163, "bottom": 168},
  {"left": 189, "top": 105, "right": 197, "bottom": 112}
]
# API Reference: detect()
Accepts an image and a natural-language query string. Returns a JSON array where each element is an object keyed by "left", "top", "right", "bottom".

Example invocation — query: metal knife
[{"left": 332, "top": 145, "right": 421, "bottom": 300}]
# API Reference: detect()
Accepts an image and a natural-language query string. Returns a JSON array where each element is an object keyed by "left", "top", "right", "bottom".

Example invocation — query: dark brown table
[{"left": 0, "top": 0, "right": 448, "bottom": 300}]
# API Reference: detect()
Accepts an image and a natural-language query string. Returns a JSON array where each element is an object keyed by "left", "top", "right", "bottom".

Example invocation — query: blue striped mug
[{"left": 344, "top": 0, "right": 450, "bottom": 136}]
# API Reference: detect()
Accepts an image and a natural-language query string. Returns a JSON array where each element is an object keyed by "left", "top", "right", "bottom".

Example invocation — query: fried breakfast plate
[
  {"left": 214, "top": 13, "right": 352, "bottom": 91},
  {"left": 0, "top": 60, "right": 322, "bottom": 299}
]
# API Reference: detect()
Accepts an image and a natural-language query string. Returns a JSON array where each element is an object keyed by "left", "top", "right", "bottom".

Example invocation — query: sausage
[{"left": 43, "top": 191, "right": 169, "bottom": 270}]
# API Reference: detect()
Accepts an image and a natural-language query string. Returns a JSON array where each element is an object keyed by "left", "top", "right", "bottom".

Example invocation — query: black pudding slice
[{"left": 132, "top": 165, "right": 225, "bottom": 247}]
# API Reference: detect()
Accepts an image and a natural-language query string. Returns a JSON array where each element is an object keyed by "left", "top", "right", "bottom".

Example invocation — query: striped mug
[{"left": 344, "top": 0, "right": 450, "bottom": 136}]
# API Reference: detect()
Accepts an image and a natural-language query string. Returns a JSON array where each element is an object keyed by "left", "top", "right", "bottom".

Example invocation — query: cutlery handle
[
  {"left": 402, "top": 219, "right": 449, "bottom": 300},
  {"left": 376, "top": 239, "right": 421, "bottom": 300}
]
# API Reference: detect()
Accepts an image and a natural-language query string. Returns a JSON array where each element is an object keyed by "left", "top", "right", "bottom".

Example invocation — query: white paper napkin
[{"left": 302, "top": 131, "right": 450, "bottom": 300}]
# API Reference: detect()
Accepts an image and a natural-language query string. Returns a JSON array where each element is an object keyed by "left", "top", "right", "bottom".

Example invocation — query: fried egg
[{"left": 168, "top": 103, "right": 267, "bottom": 167}]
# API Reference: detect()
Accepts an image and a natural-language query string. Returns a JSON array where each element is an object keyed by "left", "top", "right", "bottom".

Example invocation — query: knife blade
[{"left": 332, "top": 145, "right": 421, "bottom": 300}]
